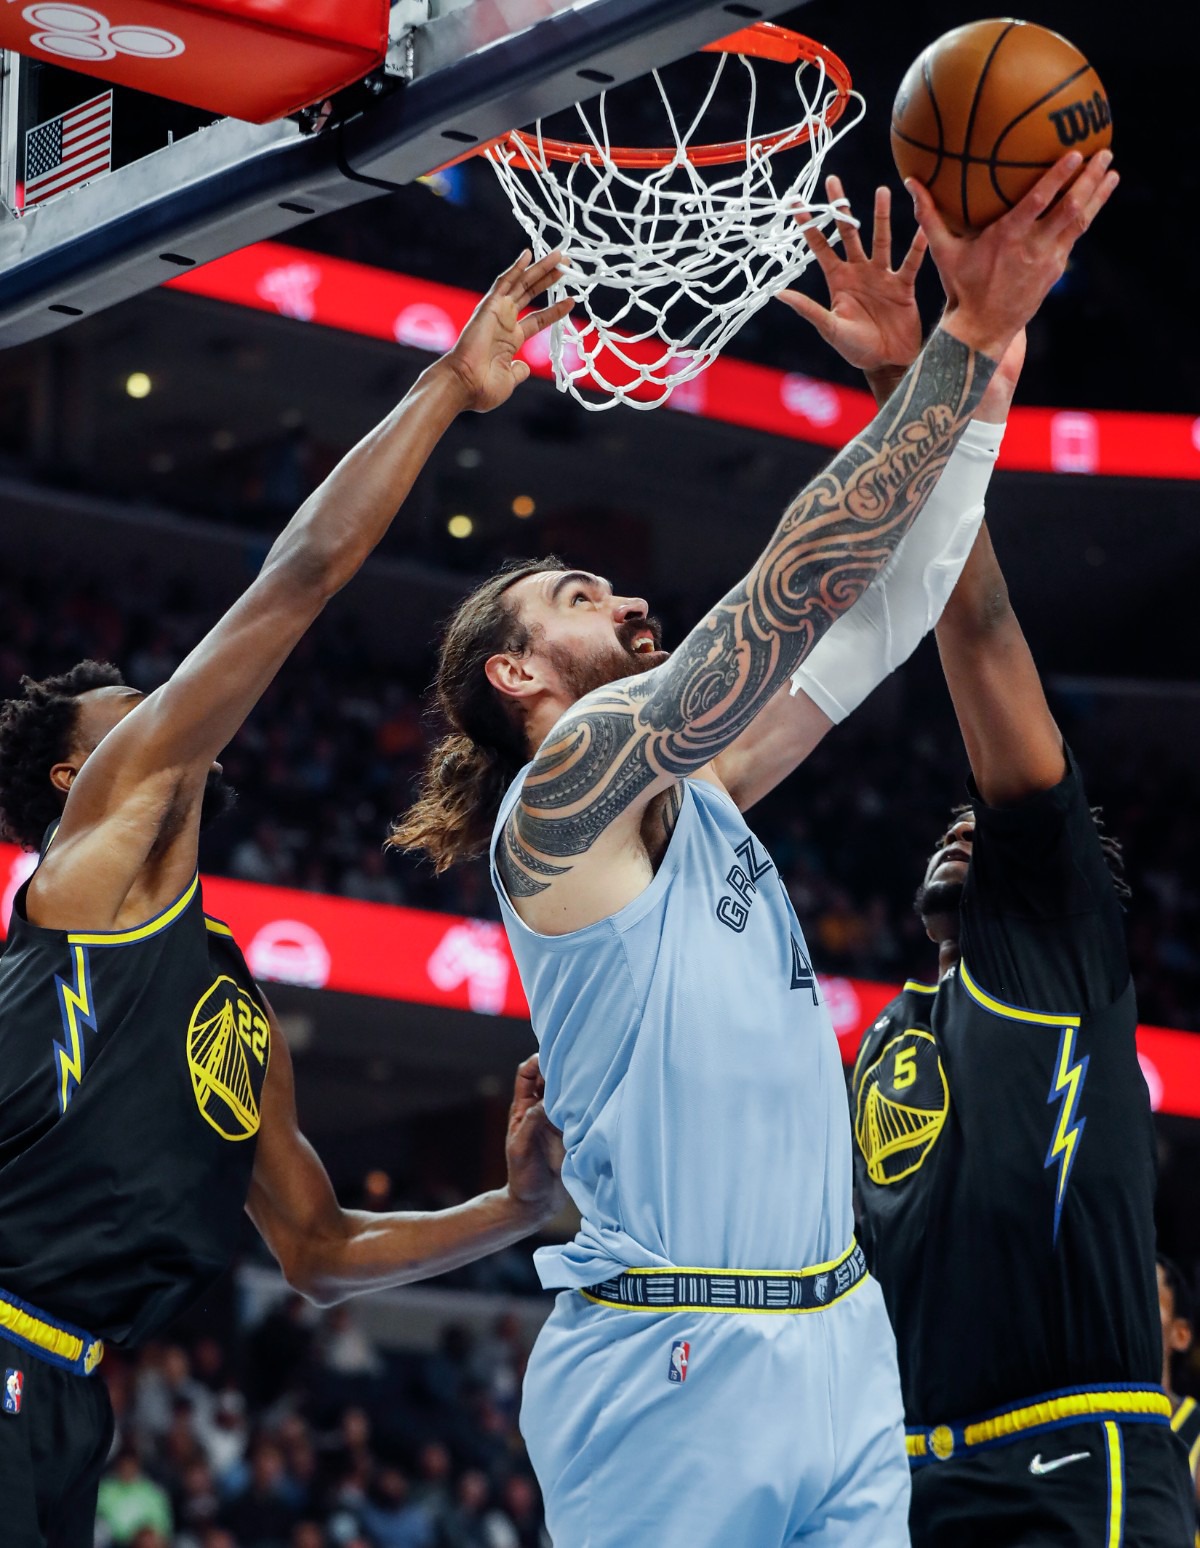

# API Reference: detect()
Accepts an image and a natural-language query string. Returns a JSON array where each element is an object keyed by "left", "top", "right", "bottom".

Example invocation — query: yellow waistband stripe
[
  {"left": 907, "top": 1387, "right": 1171, "bottom": 1464},
  {"left": 0, "top": 1293, "right": 104, "bottom": 1375}
]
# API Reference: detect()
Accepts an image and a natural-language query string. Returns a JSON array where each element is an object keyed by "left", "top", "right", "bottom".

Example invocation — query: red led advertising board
[
  {"left": 168, "top": 242, "right": 1200, "bottom": 481},
  {"left": 4, "top": 842, "right": 1198, "bottom": 1118}
]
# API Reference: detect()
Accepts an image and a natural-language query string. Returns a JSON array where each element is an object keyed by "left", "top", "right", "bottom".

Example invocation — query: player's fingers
[
  {"left": 775, "top": 289, "right": 836, "bottom": 339},
  {"left": 793, "top": 206, "right": 839, "bottom": 275},
  {"left": 906, "top": 178, "right": 956, "bottom": 260},
  {"left": 519, "top": 297, "right": 574, "bottom": 340},
  {"left": 1004, "top": 151, "right": 1084, "bottom": 231},
  {"left": 514, "top": 248, "right": 566, "bottom": 302},
  {"left": 493, "top": 249, "right": 533, "bottom": 296},
  {"left": 510, "top": 1052, "right": 542, "bottom": 1105},
  {"left": 871, "top": 184, "right": 893, "bottom": 267},
  {"left": 825, "top": 174, "right": 866, "bottom": 261},
  {"left": 896, "top": 225, "right": 929, "bottom": 284},
  {"left": 513, "top": 1098, "right": 553, "bottom": 1142},
  {"left": 1044, "top": 152, "right": 1117, "bottom": 242},
  {"left": 509, "top": 358, "right": 531, "bottom": 387}
]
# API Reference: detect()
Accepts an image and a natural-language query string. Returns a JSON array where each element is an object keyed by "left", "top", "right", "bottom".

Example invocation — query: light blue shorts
[{"left": 520, "top": 1273, "right": 910, "bottom": 1548}]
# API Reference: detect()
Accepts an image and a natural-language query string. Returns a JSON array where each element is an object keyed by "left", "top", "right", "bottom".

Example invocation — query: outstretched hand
[
  {"left": 504, "top": 1053, "right": 566, "bottom": 1220},
  {"left": 911, "top": 149, "right": 1117, "bottom": 359},
  {"left": 776, "top": 176, "right": 928, "bottom": 379},
  {"left": 442, "top": 250, "right": 574, "bottom": 413}
]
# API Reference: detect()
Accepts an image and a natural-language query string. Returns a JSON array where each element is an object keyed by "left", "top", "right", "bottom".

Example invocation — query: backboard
[{"left": 0, "top": 0, "right": 809, "bottom": 349}]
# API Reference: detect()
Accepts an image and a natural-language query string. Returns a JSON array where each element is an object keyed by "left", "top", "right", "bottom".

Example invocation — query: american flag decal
[{"left": 23, "top": 92, "right": 113, "bottom": 209}]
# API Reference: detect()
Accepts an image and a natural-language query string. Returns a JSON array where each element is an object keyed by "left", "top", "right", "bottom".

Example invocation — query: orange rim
[{"left": 480, "top": 23, "right": 854, "bottom": 172}]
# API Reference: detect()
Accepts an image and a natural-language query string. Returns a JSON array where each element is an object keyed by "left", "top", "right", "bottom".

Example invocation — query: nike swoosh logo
[{"left": 1029, "top": 1451, "right": 1091, "bottom": 1475}]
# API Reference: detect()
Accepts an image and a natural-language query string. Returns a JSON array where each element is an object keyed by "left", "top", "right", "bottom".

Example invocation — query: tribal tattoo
[{"left": 500, "top": 328, "right": 994, "bottom": 897}]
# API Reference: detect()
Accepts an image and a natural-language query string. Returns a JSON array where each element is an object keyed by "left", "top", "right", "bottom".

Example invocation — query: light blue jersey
[{"left": 490, "top": 770, "right": 855, "bottom": 1287}]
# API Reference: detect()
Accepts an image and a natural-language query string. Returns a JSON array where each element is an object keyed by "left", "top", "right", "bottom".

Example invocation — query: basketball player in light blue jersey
[{"left": 394, "top": 151, "right": 1117, "bottom": 1546}]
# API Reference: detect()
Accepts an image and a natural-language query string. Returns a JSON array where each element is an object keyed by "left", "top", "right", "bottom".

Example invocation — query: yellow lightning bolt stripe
[
  {"left": 54, "top": 942, "right": 97, "bottom": 1113},
  {"left": 1046, "top": 1025, "right": 1089, "bottom": 1240}
]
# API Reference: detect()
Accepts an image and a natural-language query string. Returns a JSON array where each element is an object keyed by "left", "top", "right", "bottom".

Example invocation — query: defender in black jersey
[
  {"left": 848, "top": 525, "right": 1194, "bottom": 1546},
  {"left": 1159, "top": 1255, "right": 1200, "bottom": 1540},
  {"left": 788, "top": 185, "right": 1193, "bottom": 1547},
  {"left": 0, "top": 252, "right": 570, "bottom": 1548}
]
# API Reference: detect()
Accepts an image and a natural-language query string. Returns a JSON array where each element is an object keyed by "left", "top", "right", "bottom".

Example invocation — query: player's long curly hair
[
  {"left": 0, "top": 661, "right": 125, "bottom": 850},
  {"left": 388, "top": 557, "right": 563, "bottom": 872}
]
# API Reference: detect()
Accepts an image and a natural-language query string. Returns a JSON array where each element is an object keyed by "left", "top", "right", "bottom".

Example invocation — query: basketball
[{"left": 890, "top": 18, "right": 1112, "bottom": 234}]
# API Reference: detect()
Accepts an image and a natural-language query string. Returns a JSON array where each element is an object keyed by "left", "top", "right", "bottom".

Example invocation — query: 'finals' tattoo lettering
[{"left": 502, "top": 330, "right": 994, "bottom": 897}]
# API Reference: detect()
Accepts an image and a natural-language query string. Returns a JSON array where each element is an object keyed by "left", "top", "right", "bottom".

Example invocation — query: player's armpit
[{"left": 710, "top": 684, "right": 834, "bottom": 812}]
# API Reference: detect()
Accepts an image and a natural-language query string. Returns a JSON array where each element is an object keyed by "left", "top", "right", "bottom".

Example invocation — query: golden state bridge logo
[
  {"left": 186, "top": 976, "right": 270, "bottom": 1141},
  {"left": 854, "top": 1030, "right": 948, "bottom": 1185}
]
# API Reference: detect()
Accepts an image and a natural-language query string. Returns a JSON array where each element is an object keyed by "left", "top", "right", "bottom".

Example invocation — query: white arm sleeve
[{"left": 789, "top": 417, "right": 1005, "bottom": 723}]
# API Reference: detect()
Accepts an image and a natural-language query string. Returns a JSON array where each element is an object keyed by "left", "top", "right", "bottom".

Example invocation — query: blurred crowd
[
  {"left": 94, "top": 1300, "right": 550, "bottom": 1548},
  {"left": 1, "top": 566, "right": 1198, "bottom": 1032}
]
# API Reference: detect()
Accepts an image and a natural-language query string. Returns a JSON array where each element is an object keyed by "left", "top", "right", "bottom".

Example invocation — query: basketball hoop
[{"left": 481, "top": 22, "right": 864, "bottom": 411}]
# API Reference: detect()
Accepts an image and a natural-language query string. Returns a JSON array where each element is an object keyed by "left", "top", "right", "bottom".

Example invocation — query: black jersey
[
  {"left": 851, "top": 750, "right": 1159, "bottom": 1423},
  {"left": 0, "top": 854, "right": 270, "bottom": 1348}
]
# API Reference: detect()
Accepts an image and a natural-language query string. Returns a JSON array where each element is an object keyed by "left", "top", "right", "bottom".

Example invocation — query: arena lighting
[
  {"left": 124, "top": 371, "right": 152, "bottom": 399},
  {"left": 2, "top": 842, "right": 1197, "bottom": 1117},
  {"left": 512, "top": 495, "right": 536, "bottom": 518},
  {"left": 166, "top": 243, "right": 1200, "bottom": 481},
  {"left": 447, "top": 513, "right": 474, "bottom": 538}
]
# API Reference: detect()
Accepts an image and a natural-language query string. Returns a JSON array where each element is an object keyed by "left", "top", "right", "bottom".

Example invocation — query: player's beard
[
  {"left": 546, "top": 615, "right": 666, "bottom": 703},
  {"left": 913, "top": 876, "right": 964, "bottom": 925}
]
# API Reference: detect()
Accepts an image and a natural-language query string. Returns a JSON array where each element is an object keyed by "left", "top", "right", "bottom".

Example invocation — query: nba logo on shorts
[
  {"left": 3, "top": 1369, "right": 23, "bottom": 1415},
  {"left": 667, "top": 1341, "right": 690, "bottom": 1383}
]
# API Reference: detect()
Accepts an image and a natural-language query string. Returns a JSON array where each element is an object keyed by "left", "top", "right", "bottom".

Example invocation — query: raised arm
[
  {"left": 247, "top": 1014, "right": 565, "bottom": 1306},
  {"left": 716, "top": 182, "right": 1021, "bottom": 810},
  {"left": 29, "top": 253, "right": 571, "bottom": 930},
  {"left": 934, "top": 521, "right": 1065, "bottom": 806},
  {"left": 502, "top": 153, "right": 1116, "bottom": 911}
]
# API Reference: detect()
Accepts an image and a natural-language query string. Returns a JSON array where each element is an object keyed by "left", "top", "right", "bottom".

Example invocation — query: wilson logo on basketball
[
  {"left": 186, "top": 976, "right": 270, "bottom": 1142},
  {"left": 1048, "top": 92, "right": 1111, "bottom": 148}
]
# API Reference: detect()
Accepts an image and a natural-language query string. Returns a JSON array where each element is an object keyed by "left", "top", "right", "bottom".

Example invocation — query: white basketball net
[{"left": 486, "top": 48, "right": 865, "bottom": 411}]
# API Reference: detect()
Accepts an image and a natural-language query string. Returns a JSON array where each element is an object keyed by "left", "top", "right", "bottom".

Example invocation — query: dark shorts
[
  {"left": 910, "top": 1419, "right": 1194, "bottom": 1548},
  {"left": 0, "top": 1335, "right": 114, "bottom": 1548}
]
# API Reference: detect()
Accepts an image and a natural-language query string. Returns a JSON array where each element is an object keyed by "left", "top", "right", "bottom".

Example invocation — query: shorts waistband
[
  {"left": 0, "top": 1286, "right": 104, "bottom": 1377},
  {"left": 906, "top": 1384, "right": 1172, "bottom": 1467},
  {"left": 580, "top": 1239, "right": 868, "bottom": 1315}
]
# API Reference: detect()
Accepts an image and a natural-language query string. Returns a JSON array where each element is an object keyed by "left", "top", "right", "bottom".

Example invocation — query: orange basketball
[{"left": 891, "top": 18, "right": 1112, "bottom": 234}]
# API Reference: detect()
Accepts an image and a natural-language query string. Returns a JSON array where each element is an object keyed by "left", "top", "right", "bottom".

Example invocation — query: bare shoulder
[{"left": 496, "top": 677, "right": 673, "bottom": 934}]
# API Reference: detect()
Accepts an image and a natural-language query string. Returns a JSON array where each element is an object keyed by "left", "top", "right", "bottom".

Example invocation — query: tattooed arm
[{"left": 500, "top": 151, "right": 1118, "bottom": 933}]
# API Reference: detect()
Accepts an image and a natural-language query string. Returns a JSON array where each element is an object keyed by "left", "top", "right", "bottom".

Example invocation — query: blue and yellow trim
[
  {"left": 204, "top": 915, "right": 233, "bottom": 938},
  {"left": 1104, "top": 1419, "right": 1125, "bottom": 1548},
  {"left": 0, "top": 1286, "right": 103, "bottom": 1376},
  {"left": 958, "top": 959, "right": 1089, "bottom": 1240},
  {"left": 1171, "top": 1397, "right": 1200, "bottom": 1479},
  {"left": 53, "top": 942, "right": 97, "bottom": 1114},
  {"left": 903, "top": 978, "right": 940, "bottom": 996},
  {"left": 959, "top": 959, "right": 1080, "bottom": 1029},
  {"left": 1045, "top": 1025, "right": 1090, "bottom": 1242},
  {"left": 66, "top": 874, "right": 199, "bottom": 947},
  {"left": 906, "top": 1384, "right": 1171, "bottom": 1468}
]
